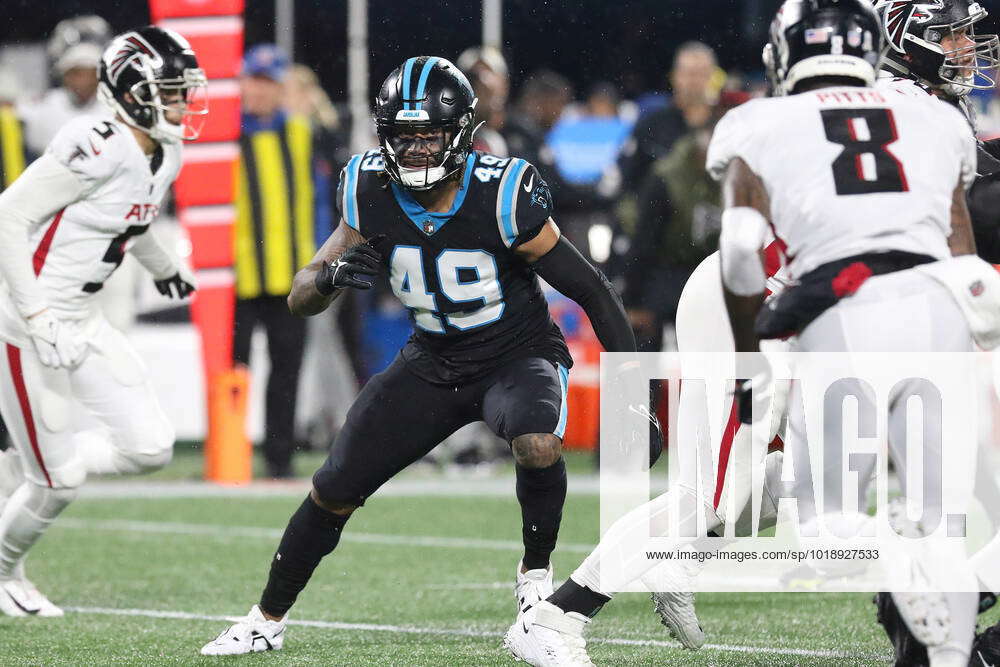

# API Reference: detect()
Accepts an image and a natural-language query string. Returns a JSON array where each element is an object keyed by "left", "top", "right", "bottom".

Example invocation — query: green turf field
[{"left": 5, "top": 448, "right": 987, "bottom": 665}]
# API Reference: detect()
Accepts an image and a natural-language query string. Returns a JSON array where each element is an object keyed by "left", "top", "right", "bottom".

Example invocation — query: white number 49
[{"left": 389, "top": 246, "right": 505, "bottom": 332}]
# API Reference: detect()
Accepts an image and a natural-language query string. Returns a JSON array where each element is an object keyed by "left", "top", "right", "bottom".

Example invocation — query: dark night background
[
  {"left": 0, "top": 0, "right": 850, "bottom": 97},
  {"left": 4, "top": 1, "right": 999, "bottom": 96}
]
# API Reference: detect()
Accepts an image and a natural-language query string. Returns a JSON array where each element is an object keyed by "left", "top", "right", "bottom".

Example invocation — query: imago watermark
[{"left": 596, "top": 352, "right": 996, "bottom": 594}]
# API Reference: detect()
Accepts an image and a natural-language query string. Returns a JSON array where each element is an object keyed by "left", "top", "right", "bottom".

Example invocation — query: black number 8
[{"left": 821, "top": 108, "right": 909, "bottom": 196}]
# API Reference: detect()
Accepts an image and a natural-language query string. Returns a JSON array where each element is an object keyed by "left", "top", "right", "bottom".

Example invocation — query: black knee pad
[{"left": 312, "top": 464, "right": 366, "bottom": 509}]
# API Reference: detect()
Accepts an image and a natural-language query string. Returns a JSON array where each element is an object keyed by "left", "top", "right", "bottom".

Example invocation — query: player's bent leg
[
  {"left": 483, "top": 358, "right": 569, "bottom": 615},
  {"left": 797, "top": 275, "right": 979, "bottom": 665},
  {"left": 511, "top": 431, "right": 565, "bottom": 564},
  {"left": 548, "top": 483, "right": 721, "bottom": 637},
  {"left": 0, "top": 447, "right": 84, "bottom": 617},
  {"left": 258, "top": 488, "right": 354, "bottom": 617},
  {"left": 0, "top": 480, "right": 77, "bottom": 617},
  {"left": 202, "top": 355, "right": 474, "bottom": 654},
  {"left": 511, "top": 433, "right": 564, "bottom": 615},
  {"left": 69, "top": 321, "right": 176, "bottom": 476},
  {"left": 0, "top": 343, "right": 81, "bottom": 617}
]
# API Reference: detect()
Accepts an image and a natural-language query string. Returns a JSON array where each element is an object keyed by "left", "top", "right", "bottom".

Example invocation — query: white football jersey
[
  {"left": 32, "top": 117, "right": 181, "bottom": 319},
  {"left": 707, "top": 85, "right": 977, "bottom": 279}
]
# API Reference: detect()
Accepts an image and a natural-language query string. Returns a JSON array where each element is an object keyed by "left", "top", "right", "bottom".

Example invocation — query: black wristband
[{"left": 314, "top": 262, "right": 336, "bottom": 296}]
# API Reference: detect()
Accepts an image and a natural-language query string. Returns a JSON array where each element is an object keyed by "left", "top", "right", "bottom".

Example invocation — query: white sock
[
  {"left": 0, "top": 450, "right": 24, "bottom": 514},
  {"left": 571, "top": 486, "right": 721, "bottom": 595},
  {"left": 0, "top": 482, "right": 76, "bottom": 578}
]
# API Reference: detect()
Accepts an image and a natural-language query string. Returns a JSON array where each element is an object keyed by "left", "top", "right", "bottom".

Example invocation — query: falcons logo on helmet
[
  {"left": 106, "top": 34, "right": 157, "bottom": 85},
  {"left": 883, "top": 0, "right": 940, "bottom": 53}
]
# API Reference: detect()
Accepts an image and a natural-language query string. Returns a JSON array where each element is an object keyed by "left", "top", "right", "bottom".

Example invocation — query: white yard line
[
  {"left": 79, "top": 476, "right": 671, "bottom": 499},
  {"left": 56, "top": 517, "right": 596, "bottom": 554},
  {"left": 64, "top": 605, "right": 881, "bottom": 660}
]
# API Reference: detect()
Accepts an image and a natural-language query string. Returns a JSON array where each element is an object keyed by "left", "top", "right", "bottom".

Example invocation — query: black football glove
[
  {"left": 315, "top": 235, "right": 385, "bottom": 295},
  {"left": 154, "top": 271, "right": 197, "bottom": 299}
]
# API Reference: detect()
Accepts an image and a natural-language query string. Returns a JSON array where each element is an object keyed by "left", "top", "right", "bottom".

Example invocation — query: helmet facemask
[
  {"left": 98, "top": 27, "right": 209, "bottom": 145},
  {"left": 378, "top": 107, "right": 478, "bottom": 191},
  {"left": 127, "top": 65, "right": 208, "bottom": 143},
  {"left": 922, "top": 7, "right": 1000, "bottom": 96},
  {"left": 879, "top": 0, "right": 1000, "bottom": 97}
]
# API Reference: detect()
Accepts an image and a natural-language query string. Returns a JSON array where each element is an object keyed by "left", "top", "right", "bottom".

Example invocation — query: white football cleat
[
  {"left": 200, "top": 605, "right": 286, "bottom": 656},
  {"left": 7, "top": 562, "right": 63, "bottom": 617},
  {"left": 0, "top": 577, "right": 61, "bottom": 617},
  {"left": 503, "top": 600, "right": 594, "bottom": 667},
  {"left": 515, "top": 560, "right": 554, "bottom": 616},
  {"left": 643, "top": 563, "right": 704, "bottom": 649}
]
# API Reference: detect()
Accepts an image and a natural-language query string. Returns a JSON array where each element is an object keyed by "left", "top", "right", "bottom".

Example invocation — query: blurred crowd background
[{"left": 1, "top": 0, "right": 999, "bottom": 477}]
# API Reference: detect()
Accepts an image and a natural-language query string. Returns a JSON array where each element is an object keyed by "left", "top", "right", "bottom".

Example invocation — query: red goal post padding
[
  {"left": 150, "top": 0, "right": 244, "bottom": 19},
  {"left": 153, "top": 0, "right": 249, "bottom": 484}
]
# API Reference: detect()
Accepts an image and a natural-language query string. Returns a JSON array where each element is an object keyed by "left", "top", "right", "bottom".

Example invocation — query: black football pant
[
  {"left": 233, "top": 295, "right": 308, "bottom": 476},
  {"left": 312, "top": 354, "right": 568, "bottom": 506},
  {"left": 257, "top": 354, "right": 570, "bottom": 615}
]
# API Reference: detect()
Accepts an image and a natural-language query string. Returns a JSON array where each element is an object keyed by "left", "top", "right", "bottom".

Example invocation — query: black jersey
[{"left": 335, "top": 149, "right": 573, "bottom": 384}]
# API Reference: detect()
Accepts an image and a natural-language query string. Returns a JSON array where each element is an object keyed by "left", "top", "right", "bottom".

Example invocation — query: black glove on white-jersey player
[
  {"left": 154, "top": 272, "right": 197, "bottom": 299},
  {"left": 314, "top": 236, "right": 384, "bottom": 295}
]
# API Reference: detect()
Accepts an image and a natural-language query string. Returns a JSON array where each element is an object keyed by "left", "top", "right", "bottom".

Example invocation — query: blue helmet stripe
[
  {"left": 401, "top": 57, "right": 417, "bottom": 110},
  {"left": 413, "top": 57, "right": 440, "bottom": 110}
]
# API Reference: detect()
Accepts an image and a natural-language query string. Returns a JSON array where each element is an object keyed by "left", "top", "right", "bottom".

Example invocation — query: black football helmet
[
  {"left": 374, "top": 56, "right": 480, "bottom": 190},
  {"left": 98, "top": 26, "right": 208, "bottom": 144},
  {"left": 764, "top": 0, "right": 884, "bottom": 96},
  {"left": 874, "top": 0, "right": 999, "bottom": 97}
]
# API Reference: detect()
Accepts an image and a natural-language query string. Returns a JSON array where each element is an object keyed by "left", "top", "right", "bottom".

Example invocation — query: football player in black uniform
[{"left": 201, "top": 56, "right": 657, "bottom": 656}]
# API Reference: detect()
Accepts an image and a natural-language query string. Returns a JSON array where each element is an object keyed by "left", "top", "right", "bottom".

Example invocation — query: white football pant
[
  {"left": 790, "top": 268, "right": 978, "bottom": 664},
  {"left": 0, "top": 313, "right": 174, "bottom": 577}
]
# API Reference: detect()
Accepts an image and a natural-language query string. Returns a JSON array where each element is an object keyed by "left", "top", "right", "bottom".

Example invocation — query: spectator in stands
[
  {"left": 621, "top": 107, "right": 735, "bottom": 352},
  {"left": 546, "top": 82, "right": 635, "bottom": 258},
  {"left": 457, "top": 46, "right": 510, "bottom": 156},
  {"left": 235, "top": 45, "right": 329, "bottom": 478},
  {"left": 618, "top": 42, "right": 720, "bottom": 189},
  {"left": 548, "top": 83, "right": 633, "bottom": 191},
  {"left": 613, "top": 42, "right": 723, "bottom": 241},
  {"left": 18, "top": 15, "right": 111, "bottom": 156}
]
